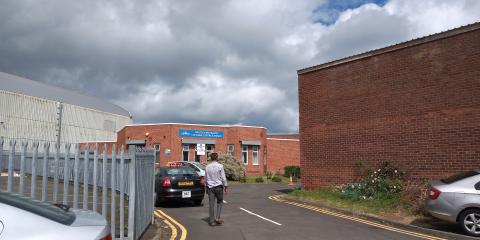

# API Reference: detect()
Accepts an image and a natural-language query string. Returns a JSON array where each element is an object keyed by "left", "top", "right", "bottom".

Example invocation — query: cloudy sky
[{"left": 1, "top": 0, "right": 479, "bottom": 133}]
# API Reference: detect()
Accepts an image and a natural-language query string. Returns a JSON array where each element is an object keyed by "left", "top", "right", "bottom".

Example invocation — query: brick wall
[
  {"left": 298, "top": 24, "right": 480, "bottom": 189},
  {"left": 266, "top": 137, "right": 300, "bottom": 174},
  {"left": 116, "top": 124, "right": 267, "bottom": 176}
]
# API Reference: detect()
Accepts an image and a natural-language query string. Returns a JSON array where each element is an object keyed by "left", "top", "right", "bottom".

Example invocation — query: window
[
  {"left": 206, "top": 145, "right": 214, "bottom": 158},
  {"left": 242, "top": 145, "right": 248, "bottom": 165},
  {"left": 182, "top": 144, "right": 189, "bottom": 161},
  {"left": 153, "top": 144, "right": 160, "bottom": 151},
  {"left": 252, "top": 146, "right": 259, "bottom": 165},
  {"left": 227, "top": 144, "right": 234, "bottom": 156}
]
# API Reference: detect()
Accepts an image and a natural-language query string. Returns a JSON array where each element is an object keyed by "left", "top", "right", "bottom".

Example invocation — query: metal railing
[{"left": 0, "top": 137, "right": 155, "bottom": 240}]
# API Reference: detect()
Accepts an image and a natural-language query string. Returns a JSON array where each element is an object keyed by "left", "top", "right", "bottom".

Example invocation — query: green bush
[
  {"left": 266, "top": 171, "right": 273, "bottom": 179},
  {"left": 255, "top": 176, "right": 264, "bottom": 183},
  {"left": 271, "top": 176, "right": 282, "bottom": 182},
  {"left": 336, "top": 162, "right": 404, "bottom": 200},
  {"left": 209, "top": 153, "right": 246, "bottom": 181},
  {"left": 284, "top": 166, "right": 301, "bottom": 178}
]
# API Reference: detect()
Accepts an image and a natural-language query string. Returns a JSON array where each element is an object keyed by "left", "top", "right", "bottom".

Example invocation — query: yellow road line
[
  {"left": 154, "top": 212, "right": 177, "bottom": 240},
  {"left": 155, "top": 209, "right": 188, "bottom": 240},
  {"left": 269, "top": 195, "right": 446, "bottom": 240}
]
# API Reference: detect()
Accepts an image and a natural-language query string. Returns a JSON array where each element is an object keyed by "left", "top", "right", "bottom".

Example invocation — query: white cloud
[{"left": 1, "top": 0, "right": 479, "bottom": 133}]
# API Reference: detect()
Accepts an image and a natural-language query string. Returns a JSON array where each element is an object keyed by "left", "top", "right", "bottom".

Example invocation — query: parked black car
[{"left": 155, "top": 166, "right": 205, "bottom": 206}]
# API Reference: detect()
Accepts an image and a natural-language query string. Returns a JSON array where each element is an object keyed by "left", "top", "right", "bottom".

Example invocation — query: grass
[{"left": 288, "top": 188, "right": 413, "bottom": 216}]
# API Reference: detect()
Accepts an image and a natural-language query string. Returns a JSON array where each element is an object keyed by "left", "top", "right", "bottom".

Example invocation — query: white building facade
[{"left": 0, "top": 72, "right": 132, "bottom": 149}]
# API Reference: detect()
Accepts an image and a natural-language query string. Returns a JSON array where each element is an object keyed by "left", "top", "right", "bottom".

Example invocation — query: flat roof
[
  {"left": 125, "top": 122, "right": 267, "bottom": 129},
  {"left": 0, "top": 71, "right": 131, "bottom": 118},
  {"left": 298, "top": 22, "right": 480, "bottom": 75}
]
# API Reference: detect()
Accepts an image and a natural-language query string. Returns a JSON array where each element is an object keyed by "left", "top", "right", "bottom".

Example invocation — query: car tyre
[
  {"left": 155, "top": 196, "right": 164, "bottom": 207},
  {"left": 458, "top": 209, "right": 480, "bottom": 237},
  {"left": 193, "top": 199, "right": 203, "bottom": 206}
]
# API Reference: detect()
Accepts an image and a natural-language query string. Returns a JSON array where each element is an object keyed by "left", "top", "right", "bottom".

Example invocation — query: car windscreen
[
  {"left": 164, "top": 167, "right": 197, "bottom": 176},
  {"left": 0, "top": 191, "right": 76, "bottom": 225},
  {"left": 441, "top": 171, "right": 480, "bottom": 184}
]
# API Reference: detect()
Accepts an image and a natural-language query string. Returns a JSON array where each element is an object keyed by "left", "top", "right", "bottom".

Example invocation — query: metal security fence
[{"left": 0, "top": 137, "right": 155, "bottom": 240}]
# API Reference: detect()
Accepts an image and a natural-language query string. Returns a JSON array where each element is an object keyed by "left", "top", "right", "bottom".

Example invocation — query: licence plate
[
  {"left": 182, "top": 191, "right": 191, "bottom": 198},
  {"left": 178, "top": 181, "right": 194, "bottom": 186}
]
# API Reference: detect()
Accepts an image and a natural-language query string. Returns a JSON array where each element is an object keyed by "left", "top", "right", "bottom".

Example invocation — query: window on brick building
[
  {"left": 242, "top": 145, "right": 248, "bottom": 165},
  {"left": 227, "top": 144, "right": 234, "bottom": 156},
  {"left": 182, "top": 144, "right": 189, "bottom": 161},
  {"left": 252, "top": 146, "right": 259, "bottom": 165},
  {"left": 153, "top": 144, "right": 160, "bottom": 151},
  {"left": 206, "top": 144, "right": 214, "bottom": 158}
]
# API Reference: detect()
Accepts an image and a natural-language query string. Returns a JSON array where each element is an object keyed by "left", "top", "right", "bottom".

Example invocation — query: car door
[{"left": 0, "top": 220, "right": 4, "bottom": 237}]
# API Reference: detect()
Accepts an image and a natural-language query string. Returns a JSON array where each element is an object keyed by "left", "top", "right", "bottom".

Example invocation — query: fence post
[
  {"left": 93, "top": 143, "right": 99, "bottom": 213},
  {"left": 42, "top": 142, "right": 50, "bottom": 202},
  {"left": 7, "top": 140, "right": 16, "bottom": 192},
  {"left": 83, "top": 144, "right": 90, "bottom": 210},
  {"left": 19, "top": 141, "right": 27, "bottom": 195},
  {"left": 73, "top": 144, "right": 80, "bottom": 209},
  {"left": 102, "top": 144, "right": 108, "bottom": 217},
  {"left": 63, "top": 144, "right": 71, "bottom": 205},
  {"left": 111, "top": 145, "right": 117, "bottom": 239},
  {"left": 0, "top": 137, "right": 3, "bottom": 187},
  {"left": 31, "top": 142, "right": 39, "bottom": 199},
  {"left": 53, "top": 143, "right": 60, "bottom": 203},
  {"left": 128, "top": 145, "right": 136, "bottom": 239},
  {"left": 120, "top": 145, "right": 125, "bottom": 239}
]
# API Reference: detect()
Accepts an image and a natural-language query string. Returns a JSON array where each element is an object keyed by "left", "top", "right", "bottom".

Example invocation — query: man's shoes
[{"left": 214, "top": 219, "right": 224, "bottom": 225}]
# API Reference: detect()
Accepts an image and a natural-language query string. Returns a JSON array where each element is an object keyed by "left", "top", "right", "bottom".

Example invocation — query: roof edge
[
  {"left": 298, "top": 22, "right": 480, "bottom": 75},
  {"left": 125, "top": 122, "right": 267, "bottom": 129}
]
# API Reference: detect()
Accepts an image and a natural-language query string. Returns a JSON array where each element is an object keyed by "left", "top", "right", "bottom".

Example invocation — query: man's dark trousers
[{"left": 207, "top": 185, "right": 224, "bottom": 224}]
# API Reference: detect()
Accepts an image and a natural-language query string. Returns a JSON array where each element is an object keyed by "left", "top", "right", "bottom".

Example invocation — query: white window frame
[
  {"left": 154, "top": 144, "right": 161, "bottom": 151},
  {"left": 206, "top": 144, "right": 214, "bottom": 158},
  {"left": 227, "top": 144, "right": 234, "bottom": 156},
  {"left": 242, "top": 145, "right": 248, "bottom": 165},
  {"left": 182, "top": 144, "right": 189, "bottom": 161},
  {"left": 252, "top": 146, "right": 259, "bottom": 165}
]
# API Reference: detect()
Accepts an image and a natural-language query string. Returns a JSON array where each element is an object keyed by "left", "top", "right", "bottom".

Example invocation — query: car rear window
[
  {"left": 441, "top": 171, "right": 480, "bottom": 184},
  {"left": 0, "top": 191, "right": 76, "bottom": 225},
  {"left": 164, "top": 167, "right": 196, "bottom": 175}
]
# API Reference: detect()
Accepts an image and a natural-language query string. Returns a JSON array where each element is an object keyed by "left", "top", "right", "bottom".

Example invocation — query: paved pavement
[{"left": 156, "top": 184, "right": 445, "bottom": 240}]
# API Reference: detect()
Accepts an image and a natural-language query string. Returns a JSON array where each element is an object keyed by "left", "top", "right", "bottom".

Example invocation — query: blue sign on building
[{"left": 178, "top": 129, "right": 224, "bottom": 138}]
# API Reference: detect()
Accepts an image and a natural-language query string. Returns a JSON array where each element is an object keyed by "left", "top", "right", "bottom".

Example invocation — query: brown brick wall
[
  {"left": 266, "top": 138, "right": 300, "bottom": 174},
  {"left": 116, "top": 124, "right": 267, "bottom": 176},
  {"left": 298, "top": 26, "right": 480, "bottom": 189}
]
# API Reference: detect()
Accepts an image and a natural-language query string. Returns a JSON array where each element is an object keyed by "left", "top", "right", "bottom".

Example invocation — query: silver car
[
  {"left": 0, "top": 191, "right": 111, "bottom": 240},
  {"left": 425, "top": 170, "right": 480, "bottom": 237}
]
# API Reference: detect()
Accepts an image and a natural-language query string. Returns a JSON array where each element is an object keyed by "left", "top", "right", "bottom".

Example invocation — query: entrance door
[{"left": 182, "top": 144, "right": 189, "bottom": 161}]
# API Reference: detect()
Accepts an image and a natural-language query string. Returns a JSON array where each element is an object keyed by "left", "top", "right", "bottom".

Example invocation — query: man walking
[{"left": 205, "top": 152, "right": 228, "bottom": 226}]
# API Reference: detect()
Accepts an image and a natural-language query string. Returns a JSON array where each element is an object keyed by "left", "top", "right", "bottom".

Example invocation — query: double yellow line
[
  {"left": 154, "top": 209, "right": 188, "bottom": 240},
  {"left": 269, "top": 195, "right": 446, "bottom": 240}
]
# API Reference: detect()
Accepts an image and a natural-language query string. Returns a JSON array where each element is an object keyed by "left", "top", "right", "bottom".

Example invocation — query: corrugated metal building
[{"left": 0, "top": 72, "right": 132, "bottom": 149}]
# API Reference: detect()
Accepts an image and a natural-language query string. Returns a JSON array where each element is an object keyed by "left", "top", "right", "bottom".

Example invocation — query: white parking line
[{"left": 239, "top": 207, "right": 282, "bottom": 226}]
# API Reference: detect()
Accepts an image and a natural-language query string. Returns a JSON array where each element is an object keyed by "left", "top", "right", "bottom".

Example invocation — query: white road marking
[{"left": 239, "top": 207, "right": 282, "bottom": 226}]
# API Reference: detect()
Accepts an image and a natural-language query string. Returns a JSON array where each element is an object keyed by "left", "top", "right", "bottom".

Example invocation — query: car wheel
[
  {"left": 458, "top": 209, "right": 480, "bottom": 237},
  {"left": 155, "top": 196, "right": 164, "bottom": 207},
  {"left": 193, "top": 199, "right": 203, "bottom": 206}
]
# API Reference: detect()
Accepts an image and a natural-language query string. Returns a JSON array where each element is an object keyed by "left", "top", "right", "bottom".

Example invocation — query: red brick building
[
  {"left": 298, "top": 23, "right": 480, "bottom": 189},
  {"left": 99, "top": 123, "right": 299, "bottom": 176},
  {"left": 266, "top": 134, "right": 300, "bottom": 174}
]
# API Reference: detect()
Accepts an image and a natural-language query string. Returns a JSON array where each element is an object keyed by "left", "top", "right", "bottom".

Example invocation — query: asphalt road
[{"left": 156, "top": 184, "right": 440, "bottom": 240}]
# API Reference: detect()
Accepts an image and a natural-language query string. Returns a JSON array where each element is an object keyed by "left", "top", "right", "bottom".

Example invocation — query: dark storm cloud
[{"left": 1, "top": 0, "right": 479, "bottom": 132}]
